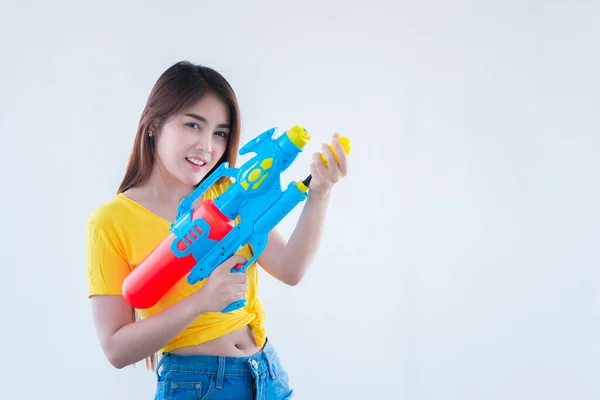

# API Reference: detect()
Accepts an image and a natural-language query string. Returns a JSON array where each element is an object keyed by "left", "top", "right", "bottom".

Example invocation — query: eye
[
  {"left": 185, "top": 122, "right": 200, "bottom": 130},
  {"left": 215, "top": 130, "right": 229, "bottom": 138}
]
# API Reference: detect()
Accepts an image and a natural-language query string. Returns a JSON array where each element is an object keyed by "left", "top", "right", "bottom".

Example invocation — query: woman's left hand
[{"left": 308, "top": 132, "right": 349, "bottom": 199}]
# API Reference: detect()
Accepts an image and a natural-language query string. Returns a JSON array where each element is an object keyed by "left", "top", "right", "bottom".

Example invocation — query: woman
[{"left": 86, "top": 60, "right": 348, "bottom": 399}]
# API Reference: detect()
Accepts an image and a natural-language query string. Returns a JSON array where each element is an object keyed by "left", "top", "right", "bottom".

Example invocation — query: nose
[{"left": 195, "top": 131, "right": 212, "bottom": 154}]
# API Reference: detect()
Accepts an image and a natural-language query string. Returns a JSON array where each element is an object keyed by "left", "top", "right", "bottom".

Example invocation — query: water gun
[{"left": 122, "top": 125, "right": 351, "bottom": 312}]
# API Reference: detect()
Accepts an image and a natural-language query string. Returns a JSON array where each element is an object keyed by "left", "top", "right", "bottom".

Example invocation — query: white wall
[{"left": 1, "top": 0, "right": 598, "bottom": 399}]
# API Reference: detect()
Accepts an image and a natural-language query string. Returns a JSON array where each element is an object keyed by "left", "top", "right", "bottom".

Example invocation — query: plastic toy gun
[{"left": 122, "top": 124, "right": 351, "bottom": 312}]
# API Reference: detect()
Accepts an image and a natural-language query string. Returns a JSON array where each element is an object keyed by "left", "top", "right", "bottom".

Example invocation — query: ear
[{"left": 143, "top": 108, "right": 157, "bottom": 133}]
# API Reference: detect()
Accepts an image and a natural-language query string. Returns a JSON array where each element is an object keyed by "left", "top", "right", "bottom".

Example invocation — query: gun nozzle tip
[{"left": 287, "top": 124, "right": 310, "bottom": 148}]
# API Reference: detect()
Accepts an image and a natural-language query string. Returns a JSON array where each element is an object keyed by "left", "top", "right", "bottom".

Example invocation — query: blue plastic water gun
[{"left": 122, "top": 125, "right": 351, "bottom": 313}]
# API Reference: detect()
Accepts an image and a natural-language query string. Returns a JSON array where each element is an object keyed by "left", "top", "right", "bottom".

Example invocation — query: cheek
[
  {"left": 156, "top": 136, "right": 184, "bottom": 166},
  {"left": 213, "top": 139, "right": 228, "bottom": 160}
]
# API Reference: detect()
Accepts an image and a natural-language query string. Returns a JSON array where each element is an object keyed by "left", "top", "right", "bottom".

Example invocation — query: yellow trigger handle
[{"left": 320, "top": 136, "right": 352, "bottom": 167}]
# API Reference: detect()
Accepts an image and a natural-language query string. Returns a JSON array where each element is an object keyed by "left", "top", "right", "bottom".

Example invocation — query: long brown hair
[
  {"left": 117, "top": 60, "right": 241, "bottom": 194},
  {"left": 117, "top": 61, "right": 242, "bottom": 370}
]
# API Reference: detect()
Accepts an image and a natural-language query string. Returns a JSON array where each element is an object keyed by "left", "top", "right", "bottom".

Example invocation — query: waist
[
  {"left": 169, "top": 325, "right": 261, "bottom": 356},
  {"left": 159, "top": 303, "right": 268, "bottom": 353},
  {"left": 158, "top": 338, "right": 276, "bottom": 377}
]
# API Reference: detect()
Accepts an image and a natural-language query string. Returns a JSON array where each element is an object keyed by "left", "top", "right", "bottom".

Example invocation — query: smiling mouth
[{"left": 185, "top": 157, "right": 207, "bottom": 168}]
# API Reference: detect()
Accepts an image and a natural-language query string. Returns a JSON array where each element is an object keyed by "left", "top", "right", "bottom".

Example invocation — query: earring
[{"left": 148, "top": 131, "right": 153, "bottom": 137}]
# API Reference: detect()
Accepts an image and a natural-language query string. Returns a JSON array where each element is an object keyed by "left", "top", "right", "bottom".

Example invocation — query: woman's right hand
[
  {"left": 192, "top": 255, "right": 249, "bottom": 313},
  {"left": 90, "top": 254, "right": 249, "bottom": 369}
]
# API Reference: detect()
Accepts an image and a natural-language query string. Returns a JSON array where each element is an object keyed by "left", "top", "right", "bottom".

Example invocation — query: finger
[
  {"left": 217, "top": 255, "right": 247, "bottom": 272},
  {"left": 312, "top": 152, "right": 329, "bottom": 179},
  {"left": 229, "top": 291, "right": 246, "bottom": 303},
  {"left": 332, "top": 136, "right": 348, "bottom": 176},
  {"left": 236, "top": 291, "right": 248, "bottom": 301},
  {"left": 319, "top": 144, "right": 340, "bottom": 184},
  {"left": 321, "top": 143, "right": 342, "bottom": 182},
  {"left": 309, "top": 162, "right": 319, "bottom": 183},
  {"left": 321, "top": 142, "right": 341, "bottom": 177},
  {"left": 229, "top": 255, "right": 247, "bottom": 267},
  {"left": 234, "top": 272, "right": 248, "bottom": 283}
]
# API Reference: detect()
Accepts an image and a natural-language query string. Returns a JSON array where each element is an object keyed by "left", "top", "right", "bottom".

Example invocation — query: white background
[{"left": 1, "top": 1, "right": 599, "bottom": 399}]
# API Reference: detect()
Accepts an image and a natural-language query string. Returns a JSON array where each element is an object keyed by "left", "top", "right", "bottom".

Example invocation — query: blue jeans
[{"left": 154, "top": 339, "right": 294, "bottom": 399}]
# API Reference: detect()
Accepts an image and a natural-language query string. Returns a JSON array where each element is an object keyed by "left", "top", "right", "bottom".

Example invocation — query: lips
[{"left": 185, "top": 156, "right": 207, "bottom": 169}]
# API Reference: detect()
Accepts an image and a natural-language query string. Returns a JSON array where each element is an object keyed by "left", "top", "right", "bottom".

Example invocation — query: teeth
[{"left": 186, "top": 157, "right": 206, "bottom": 166}]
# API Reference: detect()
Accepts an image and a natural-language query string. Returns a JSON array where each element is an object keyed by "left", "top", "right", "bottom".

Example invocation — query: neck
[{"left": 141, "top": 163, "right": 195, "bottom": 207}]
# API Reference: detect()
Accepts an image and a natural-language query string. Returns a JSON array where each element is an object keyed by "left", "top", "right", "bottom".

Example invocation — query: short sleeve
[{"left": 86, "top": 221, "right": 131, "bottom": 297}]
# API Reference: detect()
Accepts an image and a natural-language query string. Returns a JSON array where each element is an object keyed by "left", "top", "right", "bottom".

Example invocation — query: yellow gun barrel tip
[{"left": 287, "top": 124, "right": 311, "bottom": 148}]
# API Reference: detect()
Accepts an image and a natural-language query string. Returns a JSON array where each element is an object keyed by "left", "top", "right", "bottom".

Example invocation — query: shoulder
[{"left": 86, "top": 194, "right": 132, "bottom": 233}]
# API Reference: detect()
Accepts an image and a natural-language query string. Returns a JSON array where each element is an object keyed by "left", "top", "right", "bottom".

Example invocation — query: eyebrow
[{"left": 184, "top": 113, "right": 230, "bottom": 129}]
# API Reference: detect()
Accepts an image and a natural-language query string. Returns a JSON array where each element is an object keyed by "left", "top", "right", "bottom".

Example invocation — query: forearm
[
  {"left": 278, "top": 192, "right": 331, "bottom": 284},
  {"left": 107, "top": 296, "right": 203, "bottom": 368}
]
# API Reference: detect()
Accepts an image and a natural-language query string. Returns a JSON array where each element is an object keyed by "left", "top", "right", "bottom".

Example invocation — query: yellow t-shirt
[{"left": 85, "top": 181, "right": 266, "bottom": 353}]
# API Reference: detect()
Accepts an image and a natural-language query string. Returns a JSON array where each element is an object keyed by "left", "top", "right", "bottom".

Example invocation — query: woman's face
[{"left": 154, "top": 92, "right": 230, "bottom": 187}]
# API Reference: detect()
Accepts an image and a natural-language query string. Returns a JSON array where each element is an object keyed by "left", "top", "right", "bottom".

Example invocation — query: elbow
[
  {"left": 106, "top": 350, "right": 127, "bottom": 369},
  {"left": 285, "top": 275, "right": 302, "bottom": 286},
  {"left": 284, "top": 265, "right": 310, "bottom": 286},
  {"left": 110, "top": 358, "right": 128, "bottom": 370},
  {"left": 102, "top": 340, "right": 128, "bottom": 369}
]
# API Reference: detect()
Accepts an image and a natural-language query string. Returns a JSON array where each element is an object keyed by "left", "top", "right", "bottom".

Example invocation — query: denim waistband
[{"left": 156, "top": 339, "right": 279, "bottom": 383}]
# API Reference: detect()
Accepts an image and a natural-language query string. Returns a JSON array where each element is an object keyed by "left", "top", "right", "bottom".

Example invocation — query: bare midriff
[{"left": 169, "top": 325, "right": 262, "bottom": 356}]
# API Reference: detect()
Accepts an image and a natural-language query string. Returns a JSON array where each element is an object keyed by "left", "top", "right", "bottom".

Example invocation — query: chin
[
  {"left": 176, "top": 174, "right": 203, "bottom": 187},
  {"left": 188, "top": 177, "right": 204, "bottom": 187}
]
